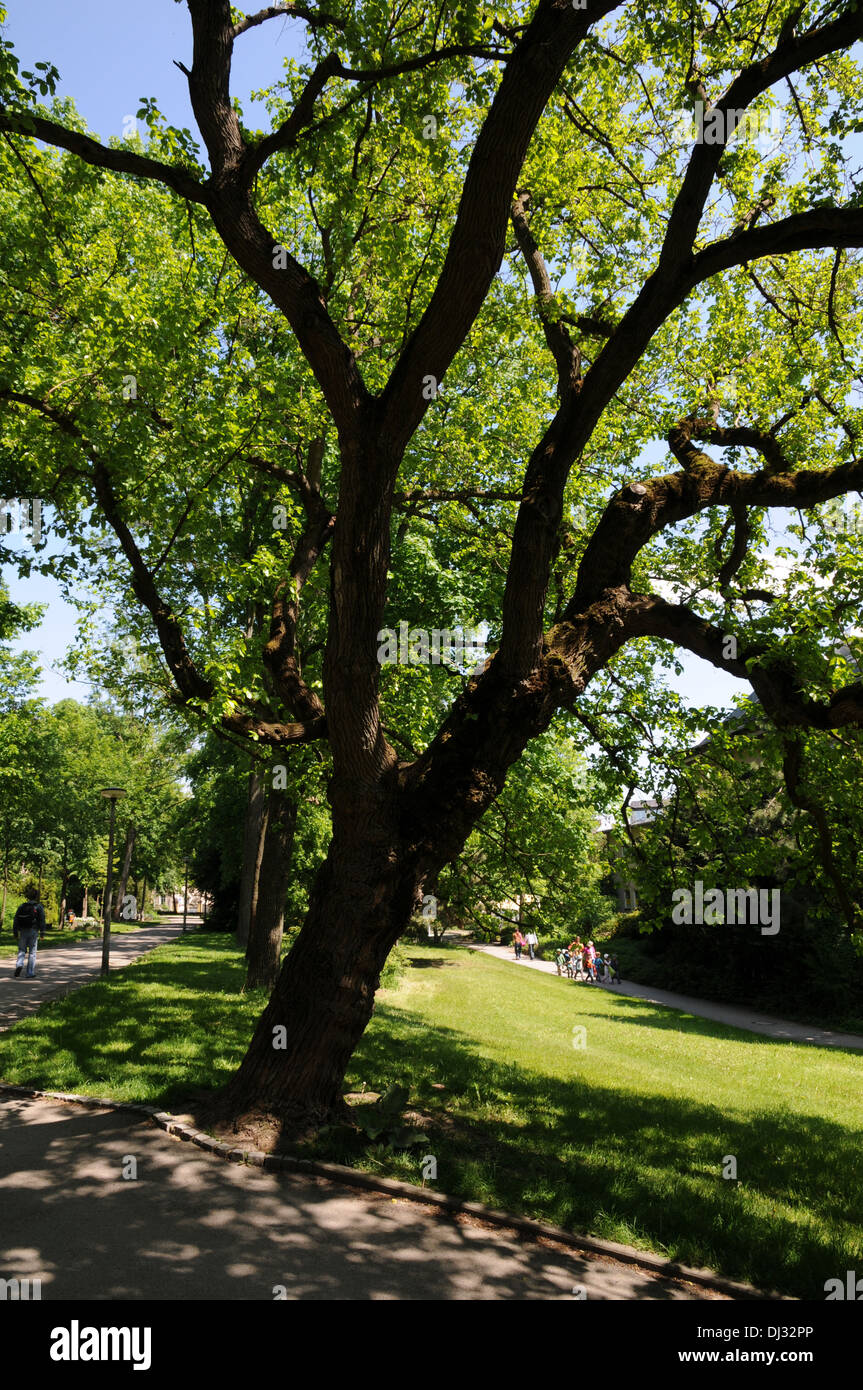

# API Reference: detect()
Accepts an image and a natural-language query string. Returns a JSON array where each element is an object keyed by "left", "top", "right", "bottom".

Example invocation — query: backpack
[{"left": 12, "top": 901, "right": 40, "bottom": 935}]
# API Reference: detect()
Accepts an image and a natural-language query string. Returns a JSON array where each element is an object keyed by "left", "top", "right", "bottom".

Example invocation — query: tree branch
[
  {"left": 379, "top": 0, "right": 624, "bottom": 455},
  {"left": 622, "top": 591, "right": 863, "bottom": 732},
  {"left": 262, "top": 437, "right": 333, "bottom": 722},
  {"left": 510, "top": 190, "right": 581, "bottom": 401},
  {"left": 0, "top": 112, "right": 209, "bottom": 204},
  {"left": 232, "top": 4, "right": 346, "bottom": 37}
]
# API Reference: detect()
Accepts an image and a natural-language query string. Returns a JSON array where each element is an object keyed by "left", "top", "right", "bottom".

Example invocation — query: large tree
[{"left": 2, "top": 0, "right": 863, "bottom": 1129}]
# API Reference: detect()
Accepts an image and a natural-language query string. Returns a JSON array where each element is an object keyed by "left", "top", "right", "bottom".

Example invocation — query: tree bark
[
  {"left": 236, "top": 767, "right": 266, "bottom": 947},
  {"left": 138, "top": 876, "right": 147, "bottom": 921},
  {"left": 220, "top": 833, "right": 410, "bottom": 1128},
  {"left": 0, "top": 846, "right": 7, "bottom": 933},
  {"left": 113, "top": 825, "right": 136, "bottom": 918},
  {"left": 244, "top": 788, "right": 297, "bottom": 992},
  {"left": 58, "top": 842, "right": 69, "bottom": 929}
]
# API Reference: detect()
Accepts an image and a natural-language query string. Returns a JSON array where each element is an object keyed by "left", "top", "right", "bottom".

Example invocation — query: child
[{"left": 585, "top": 942, "right": 597, "bottom": 983}]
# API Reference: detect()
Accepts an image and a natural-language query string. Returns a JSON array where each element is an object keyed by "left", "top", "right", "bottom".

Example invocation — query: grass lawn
[{"left": 0, "top": 931, "right": 860, "bottom": 1298}]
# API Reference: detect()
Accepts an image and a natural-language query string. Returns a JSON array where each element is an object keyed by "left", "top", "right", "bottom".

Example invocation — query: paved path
[
  {"left": 468, "top": 943, "right": 863, "bottom": 1051},
  {"left": 0, "top": 918, "right": 193, "bottom": 1033},
  {"left": 0, "top": 1095, "right": 723, "bottom": 1301}
]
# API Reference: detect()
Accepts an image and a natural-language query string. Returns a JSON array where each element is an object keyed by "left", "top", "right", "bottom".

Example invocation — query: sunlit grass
[{"left": 0, "top": 932, "right": 860, "bottom": 1297}]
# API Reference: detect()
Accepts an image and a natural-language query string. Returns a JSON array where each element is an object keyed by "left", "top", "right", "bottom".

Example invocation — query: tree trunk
[
  {"left": 217, "top": 771, "right": 422, "bottom": 1132},
  {"left": 216, "top": 671, "right": 565, "bottom": 1131},
  {"left": 214, "top": 419, "right": 580, "bottom": 1133},
  {"left": 139, "top": 876, "right": 147, "bottom": 921},
  {"left": 236, "top": 767, "right": 266, "bottom": 947},
  {"left": 220, "top": 863, "right": 407, "bottom": 1128},
  {"left": 82, "top": 885, "right": 89, "bottom": 917},
  {"left": 113, "top": 825, "right": 136, "bottom": 918},
  {"left": 244, "top": 788, "right": 297, "bottom": 992},
  {"left": 58, "top": 842, "right": 69, "bottom": 929},
  {"left": 0, "top": 846, "right": 8, "bottom": 933}
]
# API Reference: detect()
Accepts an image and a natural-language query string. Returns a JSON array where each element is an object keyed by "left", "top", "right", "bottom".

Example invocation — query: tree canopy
[{"left": 1, "top": 0, "right": 862, "bottom": 1126}]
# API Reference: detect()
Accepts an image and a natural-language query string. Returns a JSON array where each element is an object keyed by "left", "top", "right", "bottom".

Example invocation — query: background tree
[{"left": 0, "top": 581, "right": 44, "bottom": 927}]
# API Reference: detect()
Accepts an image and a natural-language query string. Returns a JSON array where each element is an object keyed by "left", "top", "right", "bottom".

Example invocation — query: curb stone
[{"left": 0, "top": 1081, "right": 789, "bottom": 1301}]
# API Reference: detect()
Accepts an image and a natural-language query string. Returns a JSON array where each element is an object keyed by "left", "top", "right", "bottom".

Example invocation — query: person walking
[
  {"left": 513, "top": 928, "right": 526, "bottom": 960},
  {"left": 609, "top": 954, "right": 622, "bottom": 983},
  {"left": 585, "top": 941, "right": 597, "bottom": 983},
  {"left": 12, "top": 886, "right": 46, "bottom": 979},
  {"left": 525, "top": 929, "right": 538, "bottom": 961}
]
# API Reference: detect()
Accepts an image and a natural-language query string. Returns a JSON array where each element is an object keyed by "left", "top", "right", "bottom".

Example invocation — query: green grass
[
  {"left": 0, "top": 932, "right": 264, "bottom": 1101},
  {"left": 0, "top": 931, "right": 860, "bottom": 1298}
]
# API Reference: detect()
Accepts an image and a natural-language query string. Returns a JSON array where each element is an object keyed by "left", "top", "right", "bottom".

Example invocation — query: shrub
[{"left": 379, "top": 941, "right": 408, "bottom": 991}]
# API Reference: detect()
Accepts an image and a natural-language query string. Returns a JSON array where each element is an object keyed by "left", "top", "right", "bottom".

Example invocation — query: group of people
[
  {"left": 555, "top": 938, "right": 621, "bottom": 985},
  {"left": 512, "top": 928, "right": 539, "bottom": 960},
  {"left": 510, "top": 928, "right": 621, "bottom": 985}
]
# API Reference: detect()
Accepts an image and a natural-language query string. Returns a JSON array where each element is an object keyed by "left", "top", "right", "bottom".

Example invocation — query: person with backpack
[{"left": 12, "top": 887, "right": 46, "bottom": 979}]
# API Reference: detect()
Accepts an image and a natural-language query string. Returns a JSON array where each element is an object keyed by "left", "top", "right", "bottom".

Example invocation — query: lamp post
[{"left": 99, "top": 788, "right": 127, "bottom": 976}]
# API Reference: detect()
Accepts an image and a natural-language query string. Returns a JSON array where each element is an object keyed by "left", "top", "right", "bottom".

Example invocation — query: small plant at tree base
[{"left": 351, "top": 1084, "right": 427, "bottom": 1150}]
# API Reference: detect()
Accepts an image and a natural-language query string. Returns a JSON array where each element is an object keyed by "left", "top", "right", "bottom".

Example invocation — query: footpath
[
  {"left": 0, "top": 918, "right": 190, "bottom": 1033},
  {"left": 0, "top": 1092, "right": 726, "bottom": 1300},
  {"left": 468, "top": 942, "right": 863, "bottom": 1051}
]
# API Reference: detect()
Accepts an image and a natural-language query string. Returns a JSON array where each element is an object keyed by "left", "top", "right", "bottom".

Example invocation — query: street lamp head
[{"left": 100, "top": 787, "right": 128, "bottom": 800}]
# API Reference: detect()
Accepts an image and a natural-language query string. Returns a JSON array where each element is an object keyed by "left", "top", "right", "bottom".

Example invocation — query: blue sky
[
  {"left": 0, "top": 1, "right": 746, "bottom": 711},
  {"left": 3, "top": 0, "right": 303, "bottom": 139}
]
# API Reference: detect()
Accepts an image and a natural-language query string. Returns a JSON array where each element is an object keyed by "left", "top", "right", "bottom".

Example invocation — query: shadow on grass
[
  {"left": 405, "top": 957, "right": 459, "bottom": 970},
  {"left": 292, "top": 1002, "right": 863, "bottom": 1301},
  {"left": 0, "top": 947, "right": 257, "bottom": 1109},
  {"left": 2, "top": 934, "right": 860, "bottom": 1300}
]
